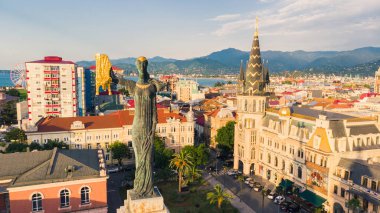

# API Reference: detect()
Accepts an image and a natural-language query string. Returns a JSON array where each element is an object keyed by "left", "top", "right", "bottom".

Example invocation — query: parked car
[
  {"left": 108, "top": 167, "right": 120, "bottom": 173},
  {"left": 267, "top": 190, "right": 277, "bottom": 199},
  {"left": 253, "top": 182, "right": 263, "bottom": 192},
  {"left": 274, "top": 195, "right": 286, "bottom": 204},
  {"left": 244, "top": 177, "right": 253, "bottom": 184},
  {"left": 287, "top": 203, "right": 300, "bottom": 213},
  {"left": 227, "top": 170, "right": 237, "bottom": 176}
]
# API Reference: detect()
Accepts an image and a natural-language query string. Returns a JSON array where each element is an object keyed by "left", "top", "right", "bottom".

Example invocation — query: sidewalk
[{"left": 204, "top": 173, "right": 256, "bottom": 213}]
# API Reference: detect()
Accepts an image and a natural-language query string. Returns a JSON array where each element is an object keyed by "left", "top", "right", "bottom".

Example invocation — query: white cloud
[
  {"left": 209, "top": 14, "right": 241, "bottom": 22},
  {"left": 210, "top": 0, "right": 380, "bottom": 50}
]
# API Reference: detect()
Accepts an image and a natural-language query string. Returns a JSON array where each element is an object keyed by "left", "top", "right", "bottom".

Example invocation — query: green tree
[
  {"left": 4, "top": 128, "right": 26, "bottom": 142},
  {"left": 5, "top": 89, "right": 20, "bottom": 97},
  {"left": 214, "top": 81, "right": 225, "bottom": 87},
  {"left": 6, "top": 142, "right": 28, "bottom": 153},
  {"left": 110, "top": 141, "right": 131, "bottom": 166},
  {"left": 207, "top": 184, "right": 233, "bottom": 209},
  {"left": 261, "top": 188, "right": 269, "bottom": 213},
  {"left": 29, "top": 142, "right": 42, "bottom": 151},
  {"left": 215, "top": 121, "right": 235, "bottom": 154},
  {"left": 185, "top": 166, "right": 202, "bottom": 183},
  {"left": 43, "top": 140, "right": 69, "bottom": 150},
  {"left": 154, "top": 136, "right": 174, "bottom": 169},
  {"left": 237, "top": 175, "right": 244, "bottom": 197},
  {"left": 0, "top": 100, "right": 17, "bottom": 125},
  {"left": 182, "top": 144, "right": 210, "bottom": 167},
  {"left": 170, "top": 150, "right": 193, "bottom": 192},
  {"left": 347, "top": 198, "right": 361, "bottom": 212}
]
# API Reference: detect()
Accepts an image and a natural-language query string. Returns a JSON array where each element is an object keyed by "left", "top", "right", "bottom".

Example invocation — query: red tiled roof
[
  {"left": 36, "top": 109, "right": 186, "bottom": 132},
  {"left": 205, "top": 109, "right": 221, "bottom": 117},
  {"left": 27, "top": 56, "right": 75, "bottom": 64}
]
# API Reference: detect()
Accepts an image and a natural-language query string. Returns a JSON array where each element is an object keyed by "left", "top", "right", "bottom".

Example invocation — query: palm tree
[
  {"left": 261, "top": 187, "right": 269, "bottom": 213},
  {"left": 170, "top": 151, "right": 193, "bottom": 192},
  {"left": 207, "top": 184, "right": 233, "bottom": 209},
  {"left": 237, "top": 175, "right": 245, "bottom": 197},
  {"left": 186, "top": 166, "right": 202, "bottom": 183}
]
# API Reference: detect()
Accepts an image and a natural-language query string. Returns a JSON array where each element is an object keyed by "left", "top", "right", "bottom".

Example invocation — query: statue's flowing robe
[{"left": 132, "top": 82, "right": 157, "bottom": 197}]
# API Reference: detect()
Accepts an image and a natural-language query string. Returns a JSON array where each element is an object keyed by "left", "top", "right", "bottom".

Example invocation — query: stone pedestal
[{"left": 117, "top": 187, "right": 169, "bottom": 213}]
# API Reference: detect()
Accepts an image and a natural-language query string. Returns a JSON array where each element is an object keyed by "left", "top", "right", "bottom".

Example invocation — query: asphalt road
[
  {"left": 107, "top": 172, "right": 127, "bottom": 213},
  {"left": 215, "top": 174, "right": 280, "bottom": 213}
]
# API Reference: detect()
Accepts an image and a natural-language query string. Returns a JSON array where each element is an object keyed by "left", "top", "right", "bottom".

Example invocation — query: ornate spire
[
  {"left": 239, "top": 60, "right": 245, "bottom": 81},
  {"left": 244, "top": 16, "right": 263, "bottom": 95}
]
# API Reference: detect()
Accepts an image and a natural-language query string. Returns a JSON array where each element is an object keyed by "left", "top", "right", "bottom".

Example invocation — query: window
[
  {"left": 32, "top": 193, "right": 43, "bottom": 211},
  {"left": 371, "top": 180, "right": 377, "bottom": 191},
  {"left": 298, "top": 166, "right": 302, "bottom": 179},
  {"left": 60, "top": 189, "right": 70, "bottom": 208},
  {"left": 362, "top": 177, "right": 368, "bottom": 187},
  {"left": 340, "top": 188, "right": 346, "bottom": 198},
  {"left": 344, "top": 171, "right": 349, "bottom": 180},
  {"left": 80, "top": 187, "right": 90, "bottom": 205},
  {"left": 289, "top": 164, "right": 294, "bottom": 174},
  {"left": 333, "top": 185, "right": 338, "bottom": 194},
  {"left": 274, "top": 157, "right": 278, "bottom": 167}
]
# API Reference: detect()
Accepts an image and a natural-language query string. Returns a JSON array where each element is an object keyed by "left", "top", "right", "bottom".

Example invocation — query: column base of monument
[{"left": 117, "top": 187, "right": 170, "bottom": 213}]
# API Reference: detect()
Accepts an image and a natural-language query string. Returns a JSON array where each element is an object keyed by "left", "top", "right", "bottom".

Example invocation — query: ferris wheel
[{"left": 10, "top": 64, "right": 27, "bottom": 88}]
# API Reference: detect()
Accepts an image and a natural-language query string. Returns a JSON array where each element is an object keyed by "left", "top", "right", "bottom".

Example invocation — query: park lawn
[{"left": 157, "top": 181, "right": 239, "bottom": 213}]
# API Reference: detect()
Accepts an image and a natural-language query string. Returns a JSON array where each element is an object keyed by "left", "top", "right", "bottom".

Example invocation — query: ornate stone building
[{"left": 233, "top": 19, "right": 380, "bottom": 212}]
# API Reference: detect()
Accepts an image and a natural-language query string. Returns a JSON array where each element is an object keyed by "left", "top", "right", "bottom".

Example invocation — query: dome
[{"left": 278, "top": 107, "right": 291, "bottom": 116}]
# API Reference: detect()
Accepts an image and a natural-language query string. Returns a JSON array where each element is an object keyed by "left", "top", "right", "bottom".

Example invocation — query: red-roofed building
[
  {"left": 204, "top": 108, "right": 236, "bottom": 148},
  {"left": 26, "top": 108, "right": 194, "bottom": 161}
]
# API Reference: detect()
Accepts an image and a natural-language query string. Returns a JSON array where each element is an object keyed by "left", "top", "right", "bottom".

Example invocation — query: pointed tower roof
[
  {"left": 245, "top": 17, "right": 263, "bottom": 95},
  {"left": 239, "top": 60, "right": 245, "bottom": 81}
]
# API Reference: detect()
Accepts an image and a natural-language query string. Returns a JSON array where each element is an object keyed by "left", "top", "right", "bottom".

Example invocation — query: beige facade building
[
  {"left": 175, "top": 80, "right": 205, "bottom": 102},
  {"left": 375, "top": 67, "right": 380, "bottom": 94},
  {"left": 204, "top": 108, "right": 236, "bottom": 148},
  {"left": 25, "top": 56, "right": 77, "bottom": 126},
  {"left": 26, "top": 108, "right": 195, "bottom": 164},
  {"left": 234, "top": 19, "right": 380, "bottom": 212}
]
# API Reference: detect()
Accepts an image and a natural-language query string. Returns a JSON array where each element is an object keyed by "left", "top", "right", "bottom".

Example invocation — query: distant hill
[{"left": 76, "top": 47, "right": 380, "bottom": 76}]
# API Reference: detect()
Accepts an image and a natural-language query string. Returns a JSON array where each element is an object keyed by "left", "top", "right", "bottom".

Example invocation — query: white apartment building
[
  {"left": 25, "top": 56, "right": 77, "bottom": 125},
  {"left": 175, "top": 80, "right": 205, "bottom": 102},
  {"left": 26, "top": 108, "right": 195, "bottom": 164}
]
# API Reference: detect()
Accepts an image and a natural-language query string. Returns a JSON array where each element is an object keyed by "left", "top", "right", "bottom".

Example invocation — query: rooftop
[
  {"left": 0, "top": 149, "right": 102, "bottom": 187},
  {"left": 26, "top": 56, "right": 75, "bottom": 65},
  {"left": 338, "top": 158, "right": 380, "bottom": 185},
  {"left": 34, "top": 108, "right": 187, "bottom": 133}
]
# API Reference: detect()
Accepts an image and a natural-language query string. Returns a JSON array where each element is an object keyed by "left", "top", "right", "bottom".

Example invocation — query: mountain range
[{"left": 77, "top": 47, "right": 380, "bottom": 76}]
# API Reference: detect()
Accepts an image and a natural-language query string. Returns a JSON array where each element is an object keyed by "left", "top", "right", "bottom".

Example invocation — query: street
[{"left": 107, "top": 172, "right": 127, "bottom": 213}]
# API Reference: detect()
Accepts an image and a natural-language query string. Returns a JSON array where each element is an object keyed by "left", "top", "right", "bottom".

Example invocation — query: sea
[
  {"left": 0, "top": 70, "right": 235, "bottom": 88},
  {"left": 0, "top": 70, "right": 14, "bottom": 87},
  {"left": 125, "top": 76, "right": 236, "bottom": 87}
]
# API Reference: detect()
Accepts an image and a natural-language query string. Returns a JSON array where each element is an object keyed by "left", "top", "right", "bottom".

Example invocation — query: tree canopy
[
  {"left": 154, "top": 136, "right": 174, "bottom": 169},
  {"left": 215, "top": 121, "right": 235, "bottom": 154},
  {"left": 5, "top": 142, "right": 28, "bottom": 153},
  {"left": 110, "top": 141, "right": 131, "bottom": 166},
  {"left": 4, "top": 128, "right": 26, "bottom": 142},
  {"left": 0, "top": 100, "right": 17, "bottom": 125},
  {"left": 181, "top": 144, "right": 210, "bottom": 167}
]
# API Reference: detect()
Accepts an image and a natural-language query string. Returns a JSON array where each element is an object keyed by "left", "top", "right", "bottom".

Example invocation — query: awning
[
  {"left": 279, "top": 179, "right": 294, "bottom": 189},
  {"left": 348, "top": 189, "right": 380, "bottom": 205},
  {"left": 299, "top": 189, "right": 326, "bottom": 207}
]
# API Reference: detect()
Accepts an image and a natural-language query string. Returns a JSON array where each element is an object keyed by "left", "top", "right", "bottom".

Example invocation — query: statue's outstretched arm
[{"left": 148, "top": 79, "right": 165, "bottom": 92}]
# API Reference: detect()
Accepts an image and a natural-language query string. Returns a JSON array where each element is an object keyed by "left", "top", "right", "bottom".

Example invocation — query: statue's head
[{"left": 136, "top": 56, "right": 149, "bottom": 82}]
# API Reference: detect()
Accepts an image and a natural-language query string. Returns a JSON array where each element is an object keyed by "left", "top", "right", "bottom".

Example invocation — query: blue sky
[{"left": 0, "top": 0, "right": 379, "bottom": 69}]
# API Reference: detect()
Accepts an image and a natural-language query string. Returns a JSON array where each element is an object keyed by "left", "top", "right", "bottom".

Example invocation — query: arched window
[
  {"left": 60, "top": 189, "right": 70, "bottom": 208},
  {"left": 267, "top": 153, "right": 271, "bottom": 164},
  {"left": 80, "top": 187, "right": 90, "bottom": 205},
  {"left": 251, "top": 148, "right": 255, "bottom": 160},
  {"left": 282, "top": 160, "right": 285, "bottom": 170},
  {"left": 31, "top": 193, "right": 43, "bottom": 211},
  {"left": 298, "top": 166, "right": 302, "bottom": 179},
  {"left": 274, "top": 157, "right": 278, "bottom": 167},
  {"left": 289, "top": 164, "right": 293, "bottom": 174}
]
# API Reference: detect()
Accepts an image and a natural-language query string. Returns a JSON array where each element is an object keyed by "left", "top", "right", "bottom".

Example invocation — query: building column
[
  {"left": 243, "top": 161, "right": 251, "bottom": 176},
  {"left": 233, "top": 157, "right": 239, "bottom": 170}
]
